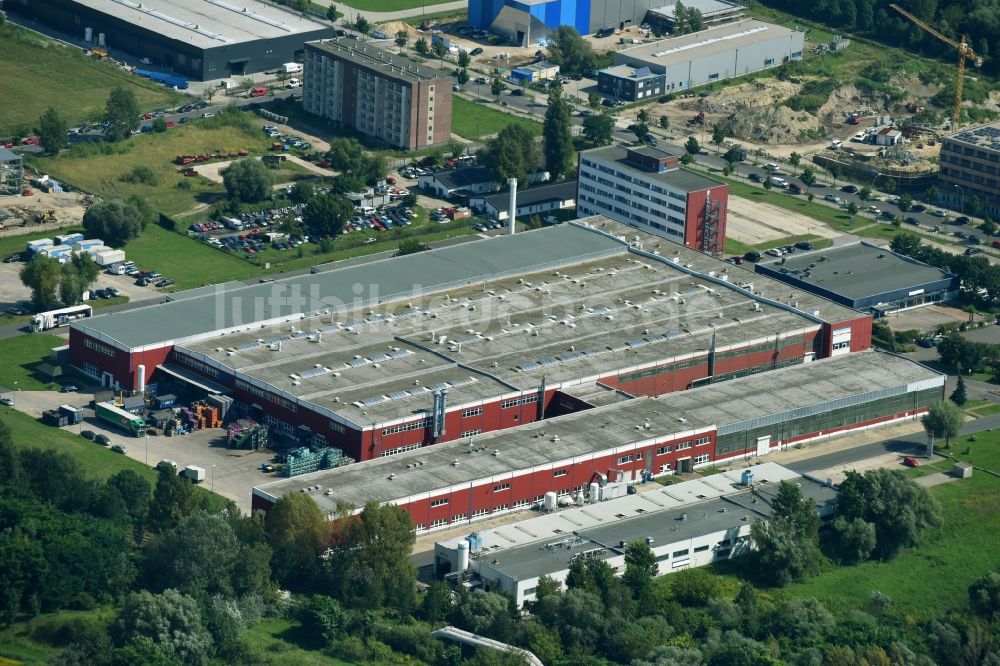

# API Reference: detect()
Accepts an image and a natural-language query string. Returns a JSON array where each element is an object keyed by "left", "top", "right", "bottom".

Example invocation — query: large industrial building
[
  {"left": 468, "top": 0, "right": 742, "bottom": 44},
  {"left": 252, "top": 351, "right": 942, "bottom": 530},
  {"left": 11, "top": 0, "right": 333, "bottom": 80},
  {"left": 755, "top": 242, "right": 959, "bottom": 316},
  {"left": 613, "top": 20, "right": 804, "bottom": 92},
  {"left": 577, "top": 145, "right": 728, "bottom": 253},
  {"left": 70, "top": 217, "right": 873, "bottom": 466},
  {"left": 303, "top": 39, "right": 453, "bottom": 150},
  {"left": 938, "top": 120, "right": 1000, "bottom": 220},
  {"left": 433, "top": 463, "right": 836, "bottom": 606}
]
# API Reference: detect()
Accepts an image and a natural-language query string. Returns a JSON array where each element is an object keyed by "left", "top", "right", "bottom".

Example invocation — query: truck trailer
[
  {"left": 95, "top": 401, "right": 146, "bottom": 436},
  {"left": 30, "top": 304, "right": 92, "bottom": 332}
]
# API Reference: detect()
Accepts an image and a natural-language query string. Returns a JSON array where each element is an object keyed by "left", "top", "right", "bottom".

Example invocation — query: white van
[
  {"left": 287, "top": 78, "right": 301, "bottom": 88},
  {"left": 771, "top": 177, "right": 789, "bottom": 188}
]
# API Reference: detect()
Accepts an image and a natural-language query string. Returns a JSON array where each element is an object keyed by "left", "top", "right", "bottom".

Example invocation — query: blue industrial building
[{"left": 469, "top": 0, "right": 665, "bottom": 45}]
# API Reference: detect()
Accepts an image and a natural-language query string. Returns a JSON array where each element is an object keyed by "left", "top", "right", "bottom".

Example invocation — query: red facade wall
[
  {"left": 69, "top": 329, "right": 171, "bottom": 391},
  {"left": 820, "top": 315, "right": 874, "bottom": 356},
  {"left": 683, "top": 185, "right": 728, "bottom": 254}
]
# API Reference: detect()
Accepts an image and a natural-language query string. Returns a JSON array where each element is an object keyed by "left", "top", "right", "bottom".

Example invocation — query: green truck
[{"left": 95, "top": 402, "right": 146, "bottom": 437}]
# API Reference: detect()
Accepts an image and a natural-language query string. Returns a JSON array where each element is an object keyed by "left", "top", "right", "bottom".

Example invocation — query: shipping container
[
  {"left": 58, "top": 404, "right": 84, "bottom": 424},
  {"left": 95, "top": 401, "right": 146, "bottom": 436},
  {"left": 95, "top": 249, "right": 126, "bottom": 266},
  {"left": 182, "top": 465, "right": 206, "bottom": 483},
  {"left": 55, "top": 232, "right": 84, "bottom": 246},
  {"left": 72, "top": 239, "right": 104, "bottom": 251},
  {"left": 40, "top": 244, "right": 72, "bottom": 257},
  {"left": 26, "top": 238, "right": 53, "bottom": 253}
]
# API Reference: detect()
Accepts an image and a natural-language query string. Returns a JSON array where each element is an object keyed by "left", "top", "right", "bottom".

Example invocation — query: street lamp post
[
  {"left": 211, "top": 464, "right": 216, "bottom": 492},
  {"left": 952, "top": 184, "right": 966, "bottom": 214},
  {"left": 12, "top": 381, "right": 17, "bottom": 407}
]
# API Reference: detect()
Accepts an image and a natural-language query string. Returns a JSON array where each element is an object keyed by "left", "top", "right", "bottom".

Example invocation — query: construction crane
[{"left": 890, "top": 4, "right": 982, "bottom": 126}]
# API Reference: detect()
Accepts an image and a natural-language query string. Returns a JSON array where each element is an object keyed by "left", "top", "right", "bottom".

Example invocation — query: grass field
[
  {"left": 31, "top": 119, "right": 274, "bottom": 216},
  {"left": 335, "top": 0, "right": 434, "bottom": 11},
  {"left": 451, "top": 97, "right": 542, "bottom": 141},
  {"left": 724, "top": 234, "right": 833, "bottom": 256},
  {"left": 721, "top": 176, "right": 860, "bottom": 230},
  {"left": 0, "top": 23, "right": 185, "bottom": 136},
  {"left": 0, "top": 334, "right": 67, "bottom": 391},
  {"left": 126, "top": 223, "right": 259, "bottom": 291},
  {"left": 242, "top": 618, "right": 355, "bottom": 666},
  {"left": 773, "top": 433, "right": 1000, "bottom": 619},
  {"left": 0, "top": 407, "right": 159, "bottom": 483}
]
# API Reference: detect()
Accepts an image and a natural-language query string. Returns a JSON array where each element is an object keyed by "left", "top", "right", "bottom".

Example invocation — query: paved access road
[{"left": 787, "top": 413, "right": 1000, "bottom": 475}]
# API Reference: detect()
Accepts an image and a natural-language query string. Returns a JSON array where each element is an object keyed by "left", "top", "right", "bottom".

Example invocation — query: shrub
[{"left": 120, "top": 164, "right": 157, "bottom": 185}]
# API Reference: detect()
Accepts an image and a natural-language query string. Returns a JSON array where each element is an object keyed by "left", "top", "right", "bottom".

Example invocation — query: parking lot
[{"left": 725, "top": 196, "right": 849, "bottom": 246}]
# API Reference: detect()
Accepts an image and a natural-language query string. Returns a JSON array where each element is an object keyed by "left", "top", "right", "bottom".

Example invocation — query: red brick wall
[{"left": 683, "top": 185, "right": 728, "bottom": 253}]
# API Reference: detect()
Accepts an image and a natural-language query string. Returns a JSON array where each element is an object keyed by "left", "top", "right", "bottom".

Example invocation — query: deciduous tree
[
  {"left": 836, "top": 469, "right": 943, "bottom": 559},
  {"left": 582, "top": 112, "right": 615, "bottom": 146},
  {"left": 481, "top": 124, "right": 539, "bottom": 185},
  {"left": 103, "top": 86, "right": 140, "bottom": 142},
  {"left": 545, "top": 26, "right": 595, "bottom": 77},
  {"left": 222, "top": 158, "right": 274, "bottom": 203},
  {"left": 922, "top": 399, "right": 964, "bottom": 448},
  {"left": 303, "top": 193, "right": 353, "bottom": 237},
  {"left": 113, "top": 589, "right": 213, "bottom": 665},
  {"left": 266, "top": 492, "right": 327, "bottom": 586},
  {"left": 82, "top": 199, "right": 145, "bottom": 247},
  {"left": 543, "top": 83, "right": 574, "bottom": 180},
  {"left": 19, "top": 254, "right": 62, "bottom": 308},
  {"left": 37, "top": 107, "right": 68, "bottom": 155}
]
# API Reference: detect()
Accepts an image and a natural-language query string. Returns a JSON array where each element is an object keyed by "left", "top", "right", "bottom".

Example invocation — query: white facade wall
[{"left": 576, "top": 155, "right": 689, "bottom": 241}]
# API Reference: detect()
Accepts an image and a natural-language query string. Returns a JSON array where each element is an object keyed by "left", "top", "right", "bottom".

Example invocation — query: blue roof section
[{"left": 73, "top": 224, "right": 626, "bottom": 349}]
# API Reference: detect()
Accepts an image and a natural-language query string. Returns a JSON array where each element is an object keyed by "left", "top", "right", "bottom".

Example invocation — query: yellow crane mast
[{"left": 890, "top": 3, "right": 982, "bottom": 127}]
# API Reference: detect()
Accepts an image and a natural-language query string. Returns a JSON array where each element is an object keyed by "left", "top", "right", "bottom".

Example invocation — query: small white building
[
  {"left": 875, "top": 128, "right": 904, "bottom": 146},
  {"left": 434, "top": 462, "right": 837, "bottom": 607}
]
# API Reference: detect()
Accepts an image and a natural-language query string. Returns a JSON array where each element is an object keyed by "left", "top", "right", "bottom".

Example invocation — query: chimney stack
[{"left": 507, "top": 178, "right": 518, "bottom": 235}]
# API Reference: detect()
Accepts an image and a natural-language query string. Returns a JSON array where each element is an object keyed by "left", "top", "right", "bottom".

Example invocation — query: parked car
[
  {"left": 841, "top": 184, "right": 859, "bottom": 193},
  {"left": 80, "top": 430, "right": 96, "bottom": 440},
  {"left": 743, "top": 250, "right": 762, "bottom": 262},
  {"left": 95, "top": 434, "right": 111, "bottom": 446},
  {"left": 111, "top": 444, "right": 128, "bottom": 454},
  {"left": 470, "top": 47, "right": 484, "bottom": 56},
  {"left": 794, "top": 241, "right": 813, "bottom": 251},
  {"left": 748, "top": 173, "right": 763, "bottom": 182},
  {"left": 823, "top": 194, "right": 842, "bottom": 204},
  {"left": 954, "top": 216, "right": 971, "bottom": 225},
  {"left": 965, "top": 247, "right": 983, "bottom": 255},
  {"left": 0, "top": 397, "right": 13, "bottom": 407},
  {"left": 902, "top": 456, "right": 920, "bottom": 468},
  {"left": 905, "top": 217, "right": 920, "bottom": 225},
  {"left": 510, "top": 88, "right": 524, "bottom": 96},
  {"left": 60, "top": 385, "right": 78, "bottom": 393}
]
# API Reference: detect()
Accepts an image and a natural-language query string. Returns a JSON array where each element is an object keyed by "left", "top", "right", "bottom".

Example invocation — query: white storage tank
[
  {"left": 456, "top": 541, "right": 470, "bottom": 571},
  {"left": 543, "top": 491, "right": 557, "bottom": 512},
  {"left": 85, "top": 27, "right": 93, "bottom": 44},
  {"left": 137, "top": 364, "right": 146, "bottom": 393},
  {"left": 589, "top": 482, "right": 601, "bottom": 502}
]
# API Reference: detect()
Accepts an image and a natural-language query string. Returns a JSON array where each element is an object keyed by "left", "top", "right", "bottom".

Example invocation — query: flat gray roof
[
  {"left": 430, "top": 166, "right": 497, "bottom": 191},
  {"left": 581, "top": 145, "right": 722, "bottom": 192},
  {"left": 75, "top": 0, "right": 330, "bottom": 49},
  {"left": 599, "top": 65, "right": 661, "bottom": 80},
  {"left": 306, "top": 38, "right": 446, "bottom": 83},
  {"left": 470, "top": 465, "right": 836, "bottom": 581},
  {"left": 253, "top": 351, "right": 941, "bottom": 515},
  {"left": 649, "top": 0, "right": 742, "bottom": 18},
  {"left": 73, "top": 223, "right": 624, "bottom": 349},
  {"left": 0, "top": 146, "right": 21, "bottom": 162},
  {"left": 757, "top": 242, "right": 956, "bottom": 300},
  {"left": 618, "top": 19, "right": 801, "bottom": 68}
]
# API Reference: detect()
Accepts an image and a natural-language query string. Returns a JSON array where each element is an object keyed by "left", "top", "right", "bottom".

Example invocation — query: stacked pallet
[
  {"left": 227, "top": 419, "right": 269, "bottom": 450},
  {"left": 193, "top": 402, "right": 222, "bottom": 429},
  {"left": 207, "top": 394, "right": 234, "bottom": 421}
]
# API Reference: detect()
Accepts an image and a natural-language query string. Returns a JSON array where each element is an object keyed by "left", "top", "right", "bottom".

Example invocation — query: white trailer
[
  {"left": 30, "top": 304, "right": 92, "bottom": 332},
  {"left": 181, "top": 465, "right": 206, "bottom": 483},
  {"left": 281, "top": 62, "right": 302, "bottom": 74}
]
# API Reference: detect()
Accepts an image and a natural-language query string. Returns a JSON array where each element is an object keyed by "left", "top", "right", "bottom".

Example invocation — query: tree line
[
  {"left": 891, "top": 233, "right": 1000, "bottom": 304},
  {"left": 761, "top": 0, "right": 999, "bottom": 75}
]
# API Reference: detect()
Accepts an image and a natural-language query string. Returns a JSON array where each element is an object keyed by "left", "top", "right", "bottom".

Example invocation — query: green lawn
[
  {"left": 0, "top": 334, "right": 67, "bottom": 391},
  {"left": 126, "top": 223, "right": 258, "bottom": 291},
  {"left": 241, "top": 618, "right": 356, "bottom": 666},
  {"left": 774, "top": 432, "right": 1000, "bottom": 619},
  {"left": 451, "top": 97, "right": 542, "bottom": 141},
  {"left": 31, "top": 119, "right": 274, "bottom": 216},
  {"left": 335, "top": 0, "right": 434, "bottom": 11},
  {"left": 724, "top": 234, "right": 833, "bottom": 256},
  {"left": 721, "top": 176, "right": 859, "bottom": 230},
  {"left": 0, "top": 23, "right": 185, "bottom": 136},
  {"left": 0, "top": 608, "right": 115, "bottom": 665},
  {"left": 0, "top": 408, "right": 159, "bottom": 483}
]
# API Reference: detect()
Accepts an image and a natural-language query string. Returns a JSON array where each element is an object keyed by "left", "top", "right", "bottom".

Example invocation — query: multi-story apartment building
[
  {"left": 576, "top": 145, "right": 728, "bottom": 252},
  {"left": 303, "top": 38, "right": 452, "bottom": 150},
  {"left": 938, "top": 121, "right": 1000, "bottom": 219}
]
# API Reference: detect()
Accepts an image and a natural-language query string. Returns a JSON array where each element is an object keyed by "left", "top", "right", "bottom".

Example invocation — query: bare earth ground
[
  {"left": 883, "top": 304, "right": 969, "bottom": 332},
  {"left": 0, "top": 191, "right": 92, "bottom": 237},
  {"left": 725, "top": 195, "right": 849, "bottom": 245}
]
